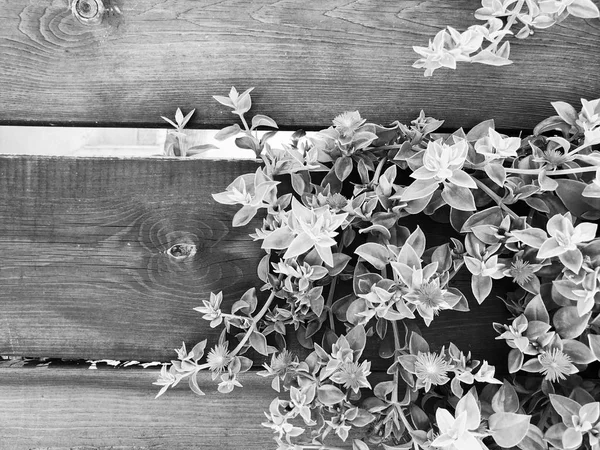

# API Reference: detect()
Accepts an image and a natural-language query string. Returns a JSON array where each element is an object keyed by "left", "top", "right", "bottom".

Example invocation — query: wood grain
[
  {"left": 0, "top": 1, "right": 599, "bottom": 130},
  {"left": 0, "top": 368, "right": 288, "bottom": 450},
  {"left": 0, "top": 156, "right": 264, "bottom": 361},
  {"left": 0, "top": 155, "right": 511, "bottom": 368}
]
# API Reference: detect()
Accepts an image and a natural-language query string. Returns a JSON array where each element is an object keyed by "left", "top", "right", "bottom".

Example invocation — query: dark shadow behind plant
[{"left": 155, "top": 89, "right": 600, "bottom": 450}]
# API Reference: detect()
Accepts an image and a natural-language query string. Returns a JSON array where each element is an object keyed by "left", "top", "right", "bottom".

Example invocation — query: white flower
[{"left": 538, "top": 348, "right": 578, "bottom": 382}]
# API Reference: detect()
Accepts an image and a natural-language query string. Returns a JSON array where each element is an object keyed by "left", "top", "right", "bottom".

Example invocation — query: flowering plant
[
  {"left": 156, "top": 88, "right": 600, "bottom": 450},
  {"left": 413, "top": 0, "right": 600, "bottom": 76}
]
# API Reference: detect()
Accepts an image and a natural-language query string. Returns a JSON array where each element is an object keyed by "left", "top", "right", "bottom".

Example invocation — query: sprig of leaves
[
  {"left": 161, "top": 108, "right": 219, "bottom": 157},
  {"left": 213, "top": 87, "right": 279, "bottom": 157},
  {"left": 414, "top": 0, "right": 600, "bottom": 76}
]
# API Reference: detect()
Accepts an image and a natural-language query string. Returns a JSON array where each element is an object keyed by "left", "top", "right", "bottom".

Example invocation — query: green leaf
[
  {"left": 213, "top": 95, "right": 235, "bottom": 108},
  {"left": 489, "top": 412, "right": 530, "bottom": 447},
  {"left": 551, "top": 101, "right": 578, "bottom": 126},
  {"left": 187, "top": 144, "right": 220, "bottom": 156},
  {"left": 466, "top": 119, "right": 495, "bottom": 141},
  {"left": 215, "top": 124, "right": 242, "bottom": 140},
  {"left": 346, "top": 325, "right": 367, "bottom": 360},
  {"left": 511, "top": 228, "right": 547, "bottom": 249},
  {"left": 562, "top": 339, "right": 595, "bottom": 364},
  {"left": 334, "top": 156, "right": 353, "bottom": 181},
  {"left": 346, "top": 298, "right": 368, "bottom": 325},
  {"left": 456, "top": 390, "right": 481, "bottom": 430},
  {"left": 472, "top": 274, "right": 492, "bottom": 304},
  {"left": 261, "top": 226, "right": 294, "bottom": 250},
  {"left": 355, "top": 243, "right": 389, "bottom": 270},
  {"left": 549, "top": 394, "right": 581, "bottom": 424},
  {"left": 508, "top": 348, "right": 524, "bottom": 373},
  {"left": 251, "top": 114, "right": 278, "bottom": 130},
  {"left": 441, "top": 182, "right": 476, "bottom": 211},
  {"left": 460, "top": 206, "right": 503, "bottom": 232},
  {"left": 568, "top": 0, "right": 600, "bottom": 18},
  {"left": 317, "top": 384, "right": 346, "bottom": 406},
  {"left": 233, "top": 87, "right": 254, "bottom": 115},
  {"left": 544, "top": 423, "right": 568, "bottom": 449},
  {"left": 534, "top": 115, "right": 572, "bottom": 136},
  {"left": 589, "top": 334, "right": 600, "bottom": 361},
  {"left": 484, "top": 163, "right": 506, "bottom": 187},
  {"left": 189, "top": 340, "right": 207, "bottom": 363},
  {"left": 405, "top": 226, "right": 426, "bottom": 257},
  {"left": 290, "top": 172, "right": 306, "bottom": 195},
  {"left": 562, "top": 428, "right": 583, "bottom": 449},
  {"left": 232, "top": 205, "right": 259, "bottom": 227},
  {"left": 238, "top": 288, "right": 258, "bottom": 315},
  {"left": 556, "top": 179, "right": 597, "bottom": 217},
  {"left": 235, "top": 135, "right": 261, "bottom": 154},
  {"left": 492, "top": 380, "right": 520, "bottom": 413},
  {"left": 524, "top": 295, "right": 550, "bottom": 323},
  {"left": 409, "top": 332, "right": 429, "bottom": 354},
  {"left": 249, "top": 331, "right": 268, "bottom": 356},
  {"left": 553, "top": 306, "right": 591, "bottom": 339},
  {"left": 328, "top": 253, "right": 352, "bottom": 276},
  {"left": 471, "top": 49, "right": 512, "bottom": 66},
  {"left": 188, "top": 372, "right": 205, "bottom": 396},
  {"left": 353, "top": 439, "right": 370, "bottom": 450},
  {"left": 402, "top": 179, "right": 439, "bottom": 202},
  {"left": 310, "top": 294, "right": 324, "bottom": 317},
  {"left": 517, "top": 424, "right": 548, "bottom": 450}
]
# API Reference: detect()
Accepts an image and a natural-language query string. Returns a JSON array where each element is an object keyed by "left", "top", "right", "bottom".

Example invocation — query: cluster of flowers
[
  {"left": 156, "top": 89, "right": 600, "bottom": 450},
  {"left": 413, "top": 0, "right": 600, "bottom": 76}
]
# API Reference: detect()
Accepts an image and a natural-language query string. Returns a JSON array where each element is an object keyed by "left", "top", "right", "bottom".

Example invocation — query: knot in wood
[
  {"left": 72, "top": 0, "right": 105, "bottom": 25},
  {"left": 167, "top": 243, "right": 197, "bottom": 261}
]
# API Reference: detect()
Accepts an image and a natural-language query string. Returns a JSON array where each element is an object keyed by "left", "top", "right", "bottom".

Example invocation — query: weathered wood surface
[
  {"left": 0, "top": 155, "right": 511, "bottom": 367},
  {"left": 0, "top": 156, "right": 264, "bottom": 361},
  {"left": 0, "top": 367, "right": 282, "bottom": 450},
  {"left": 1, "top": 1, "right": 599, "bottom": 130}
]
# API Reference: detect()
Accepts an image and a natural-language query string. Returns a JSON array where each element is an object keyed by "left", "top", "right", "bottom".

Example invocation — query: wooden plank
[
  {"left": 0, "top": 155, "right": 511, "bottom": 367},
  {"left": 0, "top": 156, "right": 264, "bottom": 361},
  {"left": 1, "top": 1, "right": 599, "bottom": 130},
  {"left": 0, "top": 368, "right": 286, "bottom": 450}
]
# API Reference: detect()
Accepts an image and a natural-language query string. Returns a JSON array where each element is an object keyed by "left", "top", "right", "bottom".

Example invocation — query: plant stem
[
  {"left": 486, "top": 0, "right": 525, "bottom": 51},
  {"left": 373, "top": 156, "right": 389, "bottom": 182},
  {"left": 230, "top": 287, "right": 279, "bottom": 356},
  {"left": 187, "top": 285, "right": 281, "bottom": 373},
  {"left": 391, "top": 320, "right": 402, "bottom": 404},
  {"left": 325, "top": 275, "right": 338, "bottom": 330},
  {"left": 391, "top": 320, "right": 416, "bottom": 441},
  {"left": 473, "top": 178, "right": 519, "bottom": 220},
  {"left": 239, "top": 113, "right": 251, "bottom": 132},
  {"left": 221, "top": 313, "right": 252, "bottom": 324},
  {"left": 505, "top": 166, "right": 598, "bottom": 176}
]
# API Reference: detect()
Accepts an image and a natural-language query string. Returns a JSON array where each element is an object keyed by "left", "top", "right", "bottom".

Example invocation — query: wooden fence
[{"left": 0, "top": 1, "right": 599, "bottom": 449}]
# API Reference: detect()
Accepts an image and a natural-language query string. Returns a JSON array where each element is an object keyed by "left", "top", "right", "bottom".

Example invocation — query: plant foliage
[
  {"left": 156, "top": 89, "right": 600, "bottom": 450},
  {"left": 413, "top": 0, "right": 600, "bottom": 76}
]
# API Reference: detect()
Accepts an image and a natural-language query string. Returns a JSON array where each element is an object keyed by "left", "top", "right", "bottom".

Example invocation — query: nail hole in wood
[
  {"left": 167, "top": 243, "right": 197, "bottom": 260},
  {"left": 72, "top": 0, "right": 105, "bottom": 25}
]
